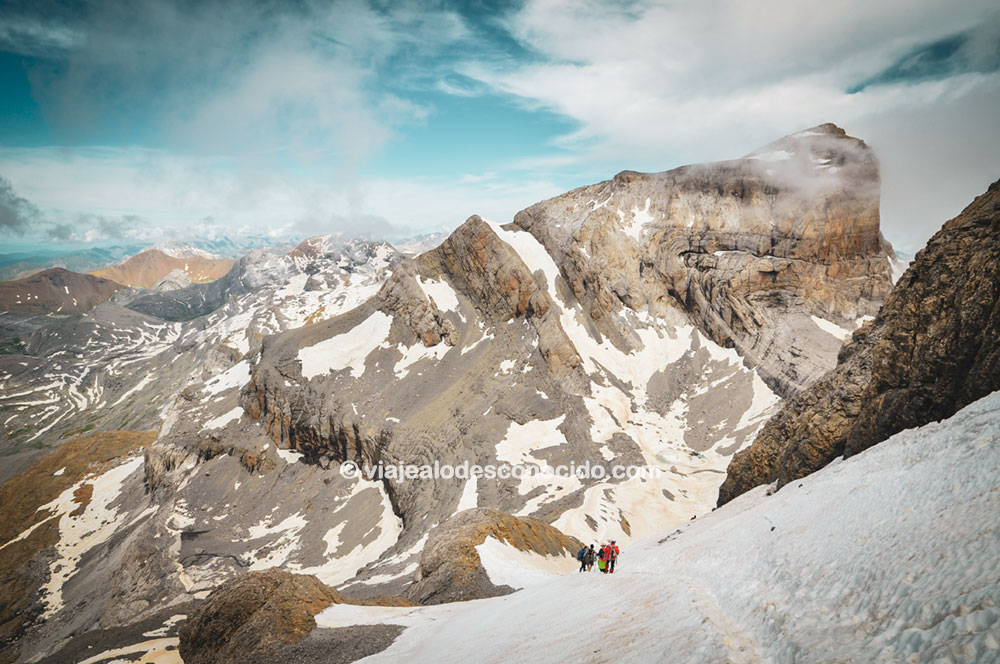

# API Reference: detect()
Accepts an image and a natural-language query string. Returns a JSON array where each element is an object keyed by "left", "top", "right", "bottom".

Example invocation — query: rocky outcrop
[
  {"left": 375, "top": 261, "right": 458, "bottom": 347},
  {"left": 0, "top": 268, "right": 122, "bottom": 314},
  {"left": 513, "top": 123, "right": 893, "bottom": 397},
  {"left": 177, "top": 569, "right": 415, "bottom": 664},
  {"left": 177, "top": 569, "right": 339, "bottom": 664},
  {"left": 718, "top": 179, "right": 1000, "bottom": 504},
  {"left": 406, "top": 508, "right": 581, "bottom": 605}
]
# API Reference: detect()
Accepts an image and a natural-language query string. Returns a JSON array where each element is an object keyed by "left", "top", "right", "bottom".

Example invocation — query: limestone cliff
[
  {"left": 718, "top": 179, "right": 1000, "bottom": 504},
  {"left": 513, "top": 123, "right": 893, "bottom": 397}
]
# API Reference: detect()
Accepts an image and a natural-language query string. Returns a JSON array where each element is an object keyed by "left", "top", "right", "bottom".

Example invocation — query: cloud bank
[{"left": 0, "top": 0, "right": 997, "bottom": 253}]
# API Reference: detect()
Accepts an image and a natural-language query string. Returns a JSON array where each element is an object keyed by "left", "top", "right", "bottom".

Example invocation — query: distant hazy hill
[
  {"left": 0, "top": 267, "right": 123, "bottom": 314},
  {"left": 91, "top": 249, "right": 235, "bottom": 289}
]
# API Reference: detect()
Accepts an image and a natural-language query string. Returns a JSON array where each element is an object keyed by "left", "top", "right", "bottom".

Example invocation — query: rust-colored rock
[{"left": 92, "top": 249, "right": 233, "bottom": 289}]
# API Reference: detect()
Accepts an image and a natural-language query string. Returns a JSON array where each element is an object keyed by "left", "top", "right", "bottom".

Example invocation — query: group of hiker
[{"left": 576, "top": 540, "right": 620, "bottom": 574}]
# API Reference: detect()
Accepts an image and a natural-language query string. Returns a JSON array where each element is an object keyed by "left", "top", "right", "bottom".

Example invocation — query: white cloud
[
  {"left": 0, "top": 146, "right": 563, "bottom": 243},
  {"left": 463, "top": 0, "right": 1000, "bottom": 250}
]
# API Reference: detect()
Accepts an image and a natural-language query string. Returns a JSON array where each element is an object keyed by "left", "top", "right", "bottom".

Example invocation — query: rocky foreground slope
[
  {"left": 719, "top": 178, "right": 1000, "bottom": 504},
  {"left": 303, "top": 390, "right": 999, "bottom": 664}
]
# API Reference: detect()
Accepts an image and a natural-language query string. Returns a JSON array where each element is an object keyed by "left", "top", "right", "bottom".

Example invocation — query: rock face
[
  {"left": 406, "top": 508, "right": 581, "bottom": 605},
  {"left": 718, "top": 179, "right": 1000, "bottom": 505},
  {"left": 513, "top": 123, "right": 892, "bottom": 398},
  {"left": 177, "top": 569, "right": 339, "bottom": 664},
  {"left": 0, "top": 267, "right": 122, "bottom": 314}
]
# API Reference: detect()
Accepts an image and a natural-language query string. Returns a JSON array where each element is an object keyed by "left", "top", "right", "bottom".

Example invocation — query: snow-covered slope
[{"left": 316, "top": 390, "right": 1000, "bottom": 663}]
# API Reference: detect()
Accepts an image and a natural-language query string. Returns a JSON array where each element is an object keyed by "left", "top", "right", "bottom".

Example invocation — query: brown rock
[
  {"left": 405, "top": 508, "right": 581, "bottom": 605},
  {"left": 177, "top": 569, "right": 339, "bottom": 664},
  {"left": 0, "top": 268, "right": 122, "bottom": 314},
  {"left": 718, "top": 179, "right": 1000, "bottom": 505}
]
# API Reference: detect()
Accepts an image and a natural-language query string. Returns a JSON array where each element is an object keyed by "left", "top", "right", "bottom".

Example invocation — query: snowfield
[{"left": 316, "top": 390, "right": 1000, "bottom": 663}]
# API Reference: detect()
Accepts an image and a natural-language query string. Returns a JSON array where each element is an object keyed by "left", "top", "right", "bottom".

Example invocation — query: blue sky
[{"left": 1, "top": 0, "right": 998, "bottom": 254}]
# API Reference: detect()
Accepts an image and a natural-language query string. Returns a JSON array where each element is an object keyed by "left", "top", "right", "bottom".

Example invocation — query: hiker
[
  {"left": 605, "top": 540, "right": 620, "bottom": 574},
  {"left": 597, "top": 544, "right": 608, "bottom": 573},
  {"left": 585, "top": 544, "right": 596, "bottom": 571}
]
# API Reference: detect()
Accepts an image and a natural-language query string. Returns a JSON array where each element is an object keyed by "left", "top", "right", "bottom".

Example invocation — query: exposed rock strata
[{"left": 512, "top": 123, "right": 893, "bottom": 397}]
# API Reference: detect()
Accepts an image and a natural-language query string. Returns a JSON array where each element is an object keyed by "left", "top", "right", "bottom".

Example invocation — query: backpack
[{"left": 577, "top": 547, "right": 586, "bottom": 561}]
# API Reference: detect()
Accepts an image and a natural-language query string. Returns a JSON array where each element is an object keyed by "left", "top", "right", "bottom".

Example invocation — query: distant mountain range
[{"left": 0, "top": 236, "right": 292, "bottom": 282}]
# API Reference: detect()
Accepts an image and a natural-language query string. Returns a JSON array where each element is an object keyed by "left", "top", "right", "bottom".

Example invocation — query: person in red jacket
[{"left": 605, "top": 540, "right": 620, "bottom": 573}]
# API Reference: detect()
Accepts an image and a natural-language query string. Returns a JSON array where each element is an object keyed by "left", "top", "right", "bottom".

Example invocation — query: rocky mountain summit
[
  {"left": 513, "top": 122, "right": 892, "bottom": 397},
  {"left": 718, "top": 178, "right": 1000, "bottom": 504}
]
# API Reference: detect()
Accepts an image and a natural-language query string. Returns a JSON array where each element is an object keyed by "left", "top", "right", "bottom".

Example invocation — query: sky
[{"left": 0, "top": 0, "right": 998, "bottom": 254}]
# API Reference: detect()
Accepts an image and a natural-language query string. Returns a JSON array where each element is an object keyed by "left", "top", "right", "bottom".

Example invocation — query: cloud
[
  {"left": 0, "top": 146, "right": 565, "bottom": 244},
  {"left": 457, "top": 0, "right": 1000, "bottom": 250},
  {"left": 0, "top": 175, "right": 42, "bottom": 235},
  {"left": 17, "top": 1, "right": 478, "bottom": 172},
  {"left": 0, "top": 2, "right": 84, "bottom": 58},
  {"left": 851, "top": 12, "right": 1000, "bottom": 92}
]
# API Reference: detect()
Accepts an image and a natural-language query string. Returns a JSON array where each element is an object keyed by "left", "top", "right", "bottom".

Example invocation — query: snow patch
[
  {"left": 202, "top": 361, "right": 250, "bottom": 395},
  {"left": 749, "top": 149, "right": 793, "bottom": 162},
  {"left": 476, "top": 536, "right": 577, "bottom": 589},
  {"left": 298, "top": 311, "right": 392, "bottom": 379},
  {"left": 456, "top": 476, "right": 478, "bottom": 512},
  {"left": 810, "top": 315, "right": 851, "bottom": 342},
  {"left": 417, "top": 276, "right": 460, "bottom": 313},
  {"left": 203, "top": 406, "right": 243, "bottom": 430}
]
